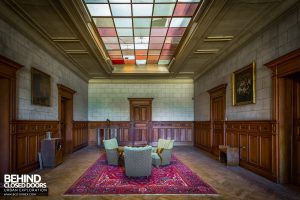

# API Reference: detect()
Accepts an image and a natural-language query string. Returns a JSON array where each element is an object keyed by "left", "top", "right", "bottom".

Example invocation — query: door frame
[
  {"left": 128, "top": 98, "right": 153, "bottom": 146},
  {"left": 265, "top": 48, "right": 300, "bottom": 183},
  {"left": 207, "top": 84, "right": 227, "bottom": 156},
  {"left": 57, "top": 84, "right": 76, "bottom": 154},
  {"left": 0, "top": 55, "right": 23, "bottom": 174}
]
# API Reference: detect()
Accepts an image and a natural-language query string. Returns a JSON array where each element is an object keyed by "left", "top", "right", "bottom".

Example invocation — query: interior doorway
[
  {"left": 0, "top": 56, "right": 22, "bottom": 181},
  {"left": 57, "top": 84, "right": 76, "bottom": 155},
  {"left": 208, "top": 84, "right": 227, "bottom": 157},
  {"left": 265, "top": 48, "right": 300, "bottom": 184},
  {"left": 129, "top": 98, "right": 153, "bottom": 146}
]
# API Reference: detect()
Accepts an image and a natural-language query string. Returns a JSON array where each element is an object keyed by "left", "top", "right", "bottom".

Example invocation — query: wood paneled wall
[
  {"left": 88, "top": 121, "right": 193, "bottom": 146},
  {"left": 11, "top": 120, "right": 59, "bottom": 173},
  {"left": 11, "top": 120, "right": 88, "bottom": 173},
  {"left": 72, "top": 121, "right": 89, "bottom": 151},
  {"left": 194, "top": 120, "right": 277, "bottom": 181}
]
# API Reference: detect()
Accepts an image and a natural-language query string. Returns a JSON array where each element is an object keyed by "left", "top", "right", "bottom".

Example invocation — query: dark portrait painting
[
  {"left": 31, "top": 68, "right": 51, "bottom": 106},
  {"left": 232, "top": 62, "right": 256, "bottom": 106}
]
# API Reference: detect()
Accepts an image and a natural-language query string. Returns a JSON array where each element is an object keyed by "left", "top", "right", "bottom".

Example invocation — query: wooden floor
[{"left": 18, "top": 146, "right": 300, "bottom": 200}]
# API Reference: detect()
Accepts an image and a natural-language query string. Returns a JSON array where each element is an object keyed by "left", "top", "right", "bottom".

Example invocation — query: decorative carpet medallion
[{"left": 65, "top": 154, "right": 217, "bottom": 195}]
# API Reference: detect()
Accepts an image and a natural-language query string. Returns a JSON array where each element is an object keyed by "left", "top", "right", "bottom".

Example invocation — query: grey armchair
[
  {"left": 103, "top": 138, "right": 119, "bottom": 165},
  {"left": 151, "top": 139, "right": 174, "bottom": 167},
  {"left": 124, "top": 146, "right": 152, "bottom": 177}
]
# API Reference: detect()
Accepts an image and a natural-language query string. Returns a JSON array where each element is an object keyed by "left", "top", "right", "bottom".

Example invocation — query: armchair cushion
[
  {"left": 157, "top": 139, "right": 174, "bottom": 150},
  {"left": 103, "top": 138, "right": 118, "bottom": 150}
]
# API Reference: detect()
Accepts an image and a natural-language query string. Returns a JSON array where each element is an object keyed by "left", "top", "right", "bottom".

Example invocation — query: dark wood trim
[
  {"left": 73, "top": 121, "right": 88, "bottom": 151},
  {"left": 0, "top": 56, "right": 23, "bottom": 178},
  {"left": 264, "top": 48, "right": 300, "bottom": 184}
]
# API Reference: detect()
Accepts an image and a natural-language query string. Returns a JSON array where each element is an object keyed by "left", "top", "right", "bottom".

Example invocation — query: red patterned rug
[{"left": 65, "top": 154, "right": 217, "bottom": 195}]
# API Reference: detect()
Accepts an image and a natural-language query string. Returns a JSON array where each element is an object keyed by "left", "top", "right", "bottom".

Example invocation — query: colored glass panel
[
  {"left": 147, "top": 60, "right": 158, "bottom": 64},
  {"left": 150, "top": 28, "right": 168, "bottom": 36},
  {"left": 170, "top": 17, "right": 191, "bottom": 27},
  {"left": 163, "top": 43, "right": 177, "bottom": 50},
  {"left": 165, "top": 36, "right": 182, "bottom": 44},
  {"left": 134, "top": 28, "right": 150, "bottom": 37},
  {"left": 114, "top": 18, "right": 132, "bottom": 27},
  {"left": 173, "top": 3, "right": 198, "bottom": 16},
  {"left": 153, "top": 4, "right": 175, "bottom": 16},
  {"left": 161, "top": 50, "right": 174, "bottom": 55},
  {"left": 152, "top": 18, "right": 171, "bottom": 28},
  {"left": 120, "top": 44, "right": 134, "bottom": 49},
  {"left": 150, "top": 37, "right": 165, "bottom": 43},
  {"left": 149, "top": 43, "right": 163, "bottom": 49},
  {"left": 108, "top": 50, "right": 122, "bottom": 55},
  {"left": 98, "top": 28, "right": 117, "bottom": 36},
  {"left": 147, "top": 55, "right": 159, "bottom": 60},
  {"left": 116, "top": 28, "right": 133, "bottom": 36},
  {"left": 135, "top": 50, "right": 148, "bottom": 55},
  {"left": 105, "top": 43, "right": 120, "bottom": 50},
  {"left": 136, "top": 60, "right": 146, "bottom": 65},
  {"left": 167, "top": 27, "right": 186, "bottom": 36},
  {"left": 112, "top": 59, "right": 125, "bottom": 64},
  {"left": 158, "top": 60, "right": 170, "bottom": 65},
  {"left": 148, "top": 50, "right": 161, "bottom": 55},
  {"left": 135, "top": 37, "right": 149, "bottom": 43},
  {"left": 87, "top": 4, "right": 111, "bottom": 16},
  {"left": 119, "top": 37, "right": 134, "bottom": 44},
  {"left": 111, "top": 4, "right": 131, "bottom": 16},
  {"left": 133, "top": 18, "right": 151, "bottom": 28},
  {"left": 102, "top": 37, "right": 119, "bottom": 43},
  {"left": 124, "top": 59, "right": 135, "bottom": 64},
  {"left": 93, "top": 18, "right": 114, "bottom": 27},
  {"left": 133, "top": 4, "right": 153, "bottom": 16},
  {"left": 136, "top": 55, "right": 147, "bottom": 60}
]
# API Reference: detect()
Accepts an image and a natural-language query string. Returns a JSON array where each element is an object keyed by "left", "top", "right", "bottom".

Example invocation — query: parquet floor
[{"left": 12, "top": 146, "right": 300, "bottom": 200}]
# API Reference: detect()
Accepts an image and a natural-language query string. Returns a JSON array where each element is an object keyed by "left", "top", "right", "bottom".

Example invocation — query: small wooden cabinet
[{"left": 41, "top": 138, "right": 63, "bottom": 167}]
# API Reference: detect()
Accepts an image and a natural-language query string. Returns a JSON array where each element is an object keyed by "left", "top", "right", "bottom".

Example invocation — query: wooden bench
[{"left": 219, "top": 145, "right": 239, "bottom": 166}]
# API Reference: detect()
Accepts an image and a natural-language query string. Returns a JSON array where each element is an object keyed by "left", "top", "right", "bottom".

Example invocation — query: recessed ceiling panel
[{"left": 84, "top": 0, "right": 201, "bottom": 65}]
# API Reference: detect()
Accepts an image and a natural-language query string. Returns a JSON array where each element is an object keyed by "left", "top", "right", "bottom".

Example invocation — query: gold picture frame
[
  {"left": 31, "top": 67, "right": 51, "bottom": 106},
  {"left": 232, "top": 62, "right": 256, "bottom": 106}
]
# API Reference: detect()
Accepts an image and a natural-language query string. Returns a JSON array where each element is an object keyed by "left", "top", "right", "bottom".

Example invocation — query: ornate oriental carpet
[{"left": 65, "top": 154, "right": 217, "bottom": 195}]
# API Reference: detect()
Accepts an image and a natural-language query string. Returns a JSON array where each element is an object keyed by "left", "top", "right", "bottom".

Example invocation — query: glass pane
[
  {"left": 147, "top": 55, "right": 159, "bottom": 60},
  {"left": 123, "top": 55, "right": 135, "bottom": 59},
  {"left": 134, "top": 28, "right": 150, "bottom": 36},
  {"left": 122, "top": 50, "right": 134, "bottom": 56},
  {"left": 136, "top": 55, "right": 147, "bottom": 60},
  {"left": 150, "top": 37, "right": 165, "bottom": 43},
  {"left": 149, "top": 43, "right": 163, "bottom": 49},
  {"left": 124, "top": 59, "right": 135, "bottom": 64},
  {"left": 133, "top": 18, "right": 151, "bottom": 28},
  {"left": 135, "top": 43, "right": 149, "bottom": 49},
  {"left": 119, "top": 37, "right": 134, "bottom": 44},
  {"left": 87, "top": 4, "right": 111, "bottom": 16},
  {"left": 161, "top": 50, "right": 174, "bottom": 55},
  {"left": 112, "top": 59, "right": 125, "bottom": 64},
  {"left": 173, "top": 3, "right": 198, "bottom": 16},
  {"left": 109, "top": 0, "right": 130, "bottom": 3},
  {"left": 85, "top": 0, "right": 108, "bottom": 3},
  {"left": 170, "top": 17, "right": 191, "bottom": 27},
  {"left": 167, "top": 27, "right": 186, "bottom": 36},
  {"left": 135, "top": 36, "right": 149, "bottom": 43},
  {"left": 163, "top": 43, "right": 177, "bottom": 50},
  {"left": 165, "top": 36, "right": 182, "bottom": 44},
  {"left": 148, "top": 50, "right": 161, "bottom": 55},
  {"left": 108, "top": 50, "right": 122, "bottom": 55},
  {"left": 120, "top": 43, "right": 134, "bottom": 49},
  {"left": 155, "top": 0, "right": 176, "bottom": 2},
  {"left": 178, "top": 0, "right": 201, "bottom": 2},
  {"left": 109, "top": 55, "right": 123, "bottom": 59},
  {"left": 136, "top": 50, "right": 148, "bottom": 55},
  {"left": 153, "top": 4, "right": 175, "bottom": 16},
  {"left": 136, "top": 60, "right": 147, "bottom": 65},
  {"left": 98, "top": 28, "right": 117, "bottom": 36},
  {"left": 132, "top": 0, "right": 153, "bottom": 2},
  {"left": 114, "top": 18, "right": 132, "bottom": 27},
  {"left": 132, "top": 4, "right": 153, "bottom": 16},
  {"left": 150, "top": 28, "right": 168, "bottom": 36},
  {"left": 93, "top": 18, "right": 114, "bottom": 27},
  {"left": 147, "top": 60, "right": 158, "bottom": 64},
  {"left": 105, "top": 43, "right": 120, "bottom": 50},
  {"left": 111, "top": 4, "right": 131, "bottom": 16},
  {"left": 116, "top": 28, "right": 133, "bottom": 36},
  {"left": 152, "top": 18, "right": 171, "bottom": 28},
  {"left": 102, "top": 37, "right": 119, "bottom": 43},
  {"left": 158, "top": 60, "right": 170, "bottom": 65}
]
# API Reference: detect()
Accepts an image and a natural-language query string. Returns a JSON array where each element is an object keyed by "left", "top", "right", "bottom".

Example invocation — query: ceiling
[{"left": 0, "top": 0, "right": 298, "bottom": 81}]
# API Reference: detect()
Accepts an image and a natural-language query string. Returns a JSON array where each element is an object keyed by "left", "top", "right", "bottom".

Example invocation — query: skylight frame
[{"left": 84, "top": 0, "right": 202, "bottom": 66}]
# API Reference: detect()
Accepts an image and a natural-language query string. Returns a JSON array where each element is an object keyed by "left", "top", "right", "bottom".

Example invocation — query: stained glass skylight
[{"left": 84, "top": 0, "right": 201, "bottom": 65}]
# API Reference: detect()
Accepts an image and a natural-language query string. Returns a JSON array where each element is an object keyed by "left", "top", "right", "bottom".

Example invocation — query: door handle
[{"left": 240, "top": 146, "right": 247, "bottom": 149}]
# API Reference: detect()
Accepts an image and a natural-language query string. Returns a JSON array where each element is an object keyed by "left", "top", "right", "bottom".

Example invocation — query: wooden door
[
  {"left": 0, "top": 78, "right": 10, "bottom": 181},
  {"left": 293, "top": 76, "right": 300, "bottom": 185},
  {"left": 129, "top": 98, "right": 153, "bottom": 146},
  {"left": 208, "top": 84, "right": 227, "bottom": 156}
]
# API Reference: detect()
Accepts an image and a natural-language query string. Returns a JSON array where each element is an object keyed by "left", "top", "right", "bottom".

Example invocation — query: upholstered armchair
[
  {"left": 151, "top": 139, "right": 174, "bottom": 167},
  {"left": 124, "top": 146, "right": 152, "bottom": 177},
  {"left": 103, "top": 138, "right": 120, "bottom": 165}
]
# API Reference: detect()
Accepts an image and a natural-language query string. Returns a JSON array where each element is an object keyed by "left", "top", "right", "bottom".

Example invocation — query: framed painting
[
  {"left": 31, "top": 67, "right": 51, "bottom": 106},
  {"left": 232, "top": 62, "right": 256, "bottom": 106}
]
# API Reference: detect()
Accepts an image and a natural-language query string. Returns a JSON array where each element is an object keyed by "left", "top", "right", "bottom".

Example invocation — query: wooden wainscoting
[
  {"left": 194, "top": 120, "right": 277, "bottom": 181},
  {"left": 88, "top": 121, "right": 193, "bottom": 146},
  {"left": 194, "top": 121, "right": 211, "bottom": 151},
  {"left": 11, "top": 120, "right": 59, "bottom": 173},
  {"left": 73, "top": 121, "right": 88, "bottom": 151},
  {"left": 226, "top": 120, "right": 277, "bottom": 181},
  {"left": 151, "top": 121, "right": 193, "bottom": 146}
]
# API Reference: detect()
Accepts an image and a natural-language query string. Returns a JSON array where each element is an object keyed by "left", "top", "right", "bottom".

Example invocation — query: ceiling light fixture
[{"left": 204, "top": 36, "right": 234, "bottom": 42}]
